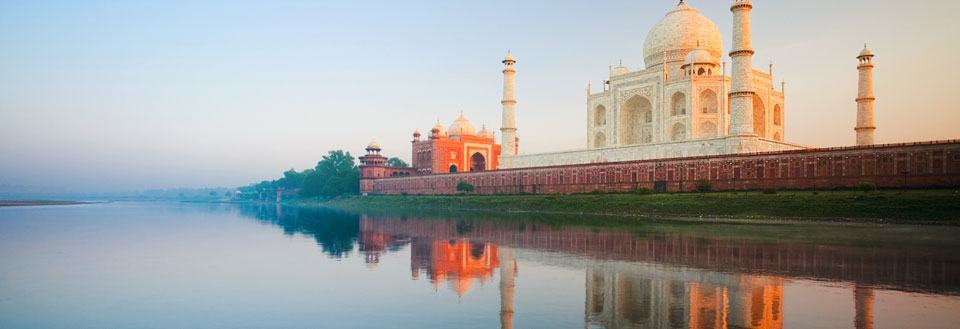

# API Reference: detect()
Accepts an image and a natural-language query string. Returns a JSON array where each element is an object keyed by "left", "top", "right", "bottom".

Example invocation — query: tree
[
  {"left": 456, "top": 181, "right": 474, "bottom": 193},
  {"left": 301, "top": 150, "right": 360, "bottom": 198},
  {"left": 387, "top": 157, "right": 409, "bottom": 168}
]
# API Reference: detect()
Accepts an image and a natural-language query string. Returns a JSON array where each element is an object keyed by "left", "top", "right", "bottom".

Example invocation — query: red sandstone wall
[{"left": 361, "top": 141, "right": 960, "bottom": 195}]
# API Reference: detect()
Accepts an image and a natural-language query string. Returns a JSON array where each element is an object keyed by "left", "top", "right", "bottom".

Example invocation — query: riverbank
[
  {"left": 0, "top": 200, "right": 94, "bottom": 207},
  {"left": 318, "top": 189, "right": 960, "bottom": 224}
]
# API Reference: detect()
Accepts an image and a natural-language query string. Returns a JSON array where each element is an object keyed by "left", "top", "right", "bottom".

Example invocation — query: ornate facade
[{"left": 409, "top": 113, "right": 502, "bottom": 175}]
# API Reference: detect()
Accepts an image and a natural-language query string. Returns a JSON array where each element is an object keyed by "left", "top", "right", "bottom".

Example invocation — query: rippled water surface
[{"left": 1, "top": 202, "right": 958, "bottom": 328}]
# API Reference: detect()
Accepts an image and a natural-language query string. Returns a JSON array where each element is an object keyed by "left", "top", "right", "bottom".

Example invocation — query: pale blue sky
[{"left": 1, "top": 0, "right": 958, "bottom": 192}]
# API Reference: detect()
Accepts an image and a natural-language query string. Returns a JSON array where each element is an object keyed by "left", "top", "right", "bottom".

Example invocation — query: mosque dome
[
  {"left": 858, "top": 45, "right": 874, "bottom": 58},
  {"left": 684, "top": 48, "right": 716, "bottom": 66},
  {"left": 448, "top": 113, "right": 476, "bottom": 137},
  {"left": 642, "top": 1, "right": 723, "bottom": 69}
]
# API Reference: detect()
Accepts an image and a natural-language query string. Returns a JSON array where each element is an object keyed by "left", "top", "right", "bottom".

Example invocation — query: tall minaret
[
  {"left": 729, "top": 0, "right": 756, "bottom": 136},
  {"left": 856, "top": 45, "right": 876, "bottom": 146},
  {"left": 501, "top": 52, "right": 518, "bottom": 156}
]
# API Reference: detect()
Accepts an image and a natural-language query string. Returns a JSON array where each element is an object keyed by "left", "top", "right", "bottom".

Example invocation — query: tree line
[{"left": 238, "top": 150, "right": 408, "bottom": 199}]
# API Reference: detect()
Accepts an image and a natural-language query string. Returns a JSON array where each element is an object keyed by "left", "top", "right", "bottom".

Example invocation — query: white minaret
[
  {"left": 501, "top": 52, "right": 518, "bottom": 156},
  {"left": 856, "top": 45, "right": 876, "bottom": 146},
  {"left": 729, "top": 0, "right": 756, "bottom": 136}
]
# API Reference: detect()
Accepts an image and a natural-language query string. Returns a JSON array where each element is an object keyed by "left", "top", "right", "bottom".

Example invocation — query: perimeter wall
[{"left": 361, "top": 140, "right": 960, "bottom": 195}]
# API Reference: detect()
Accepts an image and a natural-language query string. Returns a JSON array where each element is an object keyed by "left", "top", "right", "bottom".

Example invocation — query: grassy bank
[{"left": 319, "top": 189, "right": 960, "bottom": 224}]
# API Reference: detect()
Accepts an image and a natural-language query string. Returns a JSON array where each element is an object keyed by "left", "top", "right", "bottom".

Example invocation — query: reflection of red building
[{"left": 411, "top": 240, "right": 500, "bottom": 297}]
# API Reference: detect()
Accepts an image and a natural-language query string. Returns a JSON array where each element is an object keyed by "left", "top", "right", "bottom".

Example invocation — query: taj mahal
[
  {"left": 501, "top": 0, "right": 818, "bottom": 169},
  {"left": 357, "top": 0, "right": 960, "bottom": 195}
]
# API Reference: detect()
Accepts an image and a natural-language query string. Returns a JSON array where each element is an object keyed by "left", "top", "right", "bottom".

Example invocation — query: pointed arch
[
  {"left": 620, "top": 96, "right": 653, "bottom": 145},
  {"left": 671, "top": 92, "right": 686, "bottom": 116},
  {"left": 700, "top": 89, "right": 718, "bottom": 114},
  {"left": 671, "top": 123, "right": 687, "bottom": 141},
  {"left": 753, "top": 94, "right": 766, "bottom": 137},
  {"left": 470, "top": 152, "right": 486, "bottom": 172},
  {"left": 594, "top": 132, "right": 606, "bottom": 148},
  {"left": 594, "top": 105, "right": 607, "bottom": 127},
  {"left": 773, "top": 104, "right": 782, "bottom": 126}
]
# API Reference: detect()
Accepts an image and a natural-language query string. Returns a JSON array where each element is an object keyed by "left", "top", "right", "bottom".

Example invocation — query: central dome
[
  {"left": 448, "top": 113, "right": 476, "bottom": 137},
  {"left": 642, "top": 2, "right": 723, "bottom": 69}
]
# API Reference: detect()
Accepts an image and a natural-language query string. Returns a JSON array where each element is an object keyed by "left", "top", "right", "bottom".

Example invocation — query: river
[{"left": 0, "top": 202, "right": 958, "bottom": 328}]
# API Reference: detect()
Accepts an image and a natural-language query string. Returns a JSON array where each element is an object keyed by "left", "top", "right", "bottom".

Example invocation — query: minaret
[
  {"left": 729, "top": 0, "right": 756, "bottom": 136},
  {"left": 501, "top": 52, "right": 518, "bottom": 156},
  {"left": 856, "top": 45, "right": 876, "bottom": 146}
]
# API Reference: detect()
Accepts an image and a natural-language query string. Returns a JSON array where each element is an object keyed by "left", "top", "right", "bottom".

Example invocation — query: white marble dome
[
  {"left": 448, "top": 113, "right": 476, "bottom": 137},
  {"left": 643, "top": 1, "right": 723, "bottom": 69}
]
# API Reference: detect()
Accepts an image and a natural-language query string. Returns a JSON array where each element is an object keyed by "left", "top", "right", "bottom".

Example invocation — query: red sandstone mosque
[{"left": 359, "top": 0, "right": 960, "bottom": 195}]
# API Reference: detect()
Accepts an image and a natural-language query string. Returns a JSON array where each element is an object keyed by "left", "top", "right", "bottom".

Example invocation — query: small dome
[
  {"left": 643, "top": 1, "right": 723, "bottom": 69},
  {"left": 449, "top": 113, "right": 476, "bottom": 137},
  {"left": 478, "top": 125, "right": 494, "bottom": 139},
  {"left": 431, "top": 123, "right": 446, "bottom": 137},
  {"left": 684, "top": 48, "right": 715, "bottom": 66},
  {"left": 858, "top": 45, "right": 874, "bottom": 58},
  {"left": 366, "top": 140, "right": 381, "bottom": 151},
  {"left": 610, "top": 62, "right": 630, "bottom": 76},
  {"left": 413, "top": 129, "right": 421, "bottom": 137}
]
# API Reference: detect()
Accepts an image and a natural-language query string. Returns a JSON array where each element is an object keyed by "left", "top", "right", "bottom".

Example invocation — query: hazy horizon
[{"left": 2, "top": 0, "right": 958, "bottom": 193}]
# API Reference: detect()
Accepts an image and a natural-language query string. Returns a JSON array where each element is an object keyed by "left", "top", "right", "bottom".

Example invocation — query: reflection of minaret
[
  {"left": 500, "top": 247, "right": 516, "bottom": 329},
  {"left": 854, "top": 285, "right": 874, "bottom": 329}
]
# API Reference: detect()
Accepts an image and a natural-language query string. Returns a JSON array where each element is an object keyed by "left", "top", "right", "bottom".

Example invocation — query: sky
[{"left": 1, "top": 0, "right": 958, "bottom": 193}]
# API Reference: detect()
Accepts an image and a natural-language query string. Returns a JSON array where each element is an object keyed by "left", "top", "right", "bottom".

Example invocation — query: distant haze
[{"left": 1, "top": 0, "right": 958, "bottom": 193}]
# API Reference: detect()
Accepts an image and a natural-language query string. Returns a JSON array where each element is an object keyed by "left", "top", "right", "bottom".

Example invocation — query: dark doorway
[
  {"left": 654, "top": 181, "right": 667, "bottom": 193},
  {"left": 449, "top": 165, "right": 458, "bottom": 173},
  {"left": 470, "top": 153, "right": 486, "bottom": 172}
]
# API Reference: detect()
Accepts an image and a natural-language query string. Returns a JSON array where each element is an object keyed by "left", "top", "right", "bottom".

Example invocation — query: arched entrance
[
  {"left": 470, "top": 153, "right": 486, "bottom": 172},
  {"left": 620, "top": 95, "right": 653, "bottom": 145},
  {"left": 449, "top": 164, "right": 458, "bottom": 173}
]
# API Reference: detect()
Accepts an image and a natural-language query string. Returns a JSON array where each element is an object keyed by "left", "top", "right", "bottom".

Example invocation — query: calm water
[{"left": 1, "top": 203, "right": 959, "bottom": 329}]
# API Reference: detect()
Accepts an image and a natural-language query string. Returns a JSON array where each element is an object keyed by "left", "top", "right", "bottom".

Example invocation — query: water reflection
[{"left": 237, "top": 204, "right": 960, "bottom": 329}]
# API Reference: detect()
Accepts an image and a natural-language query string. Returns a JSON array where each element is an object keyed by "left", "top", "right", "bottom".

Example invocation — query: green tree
[
  {"left": 301, "top": 150, "right": 360, "bottom": 198},
  {"left": 387, "top": 157, "right": 409, "bottom": 168}
]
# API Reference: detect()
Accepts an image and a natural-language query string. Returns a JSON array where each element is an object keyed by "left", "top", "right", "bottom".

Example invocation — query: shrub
[
  {"left": 634, "top": 186, "right": 655, "bottom": 195},
  {"left": 456, "top": 181, "right": 474, "bottom": 193},
  {"left": 855, "top": 182, "right": 878, "bottom": 192},
  {"left": 695, "top": 179, "right": 712, "bottom": 193}
]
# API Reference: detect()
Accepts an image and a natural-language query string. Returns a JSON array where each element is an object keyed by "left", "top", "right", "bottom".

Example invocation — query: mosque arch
[
  {"left": 470, "top": 152, "right": 486, "bottom": 172},
  {"left": 671, "top": 123, "right": 687, "bottom": 141},
  {"left": 700, "top": 89, "right": 718, "bottom": 114},
  {"left": 697, "top": 68, "right": 706, "bottom": 75},
  {"left": 671, "top": 92, "right": 686, "bottom": 116},
  {"left": 594, "top": 105, "right": 607, "bottom": 127},
  {"left": 449, "top": 164, "right": 458, "bottom": 173},
  {"left": 700, "top": 121, "right": 718, "bottom": 138},
  {"left": 619, "top": 96, "right": 653, "bottom": 145},
  {"left": 753, "top": 94, "right": 766, "bottom": 137},
  {"left": 773, "top": 104, "right": 782, "bottom": 126},
  {"left": 594, "top": 132, "right": 606, "bottom": 148}
]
